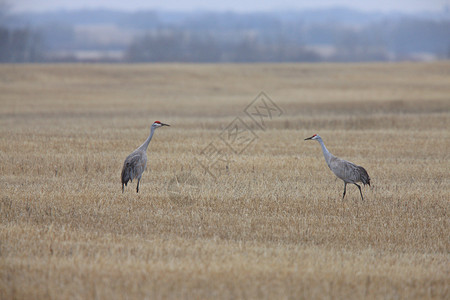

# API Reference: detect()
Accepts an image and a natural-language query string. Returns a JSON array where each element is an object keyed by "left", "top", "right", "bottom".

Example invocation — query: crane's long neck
[
  {"left": 138, "top": 127, "right": 156, "bottom": 152},
  {"left": 317, "top": 138, "right": 332, "bottom": 166}
]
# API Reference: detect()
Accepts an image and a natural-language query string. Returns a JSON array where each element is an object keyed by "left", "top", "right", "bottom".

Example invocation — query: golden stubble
[{"left": 1, "top": 62, "right": 449, "bottom": 299}]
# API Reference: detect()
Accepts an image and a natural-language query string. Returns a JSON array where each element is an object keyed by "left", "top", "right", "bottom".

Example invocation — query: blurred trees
[
  {"left": 0, "top": 27, "right": 44, "bottom": 62},
  {"left": 125, "top": 30, "right": 321, "bottom": 63},
  {"left": 125, "top": 30, "right": 221, "bottom": 62},
  {"left": 1, "top": 6, "right": 449, "bottom": 63},
  {"left": 124, "top": 12, "right": 449, "bottom": 63},
  {"left": 0, "top": 1, "right": 44, "bottom": 62}
]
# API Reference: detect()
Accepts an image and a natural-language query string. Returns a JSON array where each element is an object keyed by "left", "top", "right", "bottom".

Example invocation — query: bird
[
  {"left": 304, "top": 134, "right": 370, "bottom": 200},
  {"left": 121, "top": 121, "right": 170, "bottom": 193}
]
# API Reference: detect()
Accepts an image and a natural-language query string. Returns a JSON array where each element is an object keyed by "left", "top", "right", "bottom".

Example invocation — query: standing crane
[
  {"left": 305, "top": 134, "right": 370, "bottom": 200},
  {"left": 121, "top": 121, "right": 170, "bottom": 193}
]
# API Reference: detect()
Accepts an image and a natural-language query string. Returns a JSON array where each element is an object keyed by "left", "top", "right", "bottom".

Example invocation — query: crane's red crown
[
  {"left": 154, "top": 121, "right": 161, "bottom": 124},
  {"left": 312, "top": 134, "right": 317, "bottom": 137}
]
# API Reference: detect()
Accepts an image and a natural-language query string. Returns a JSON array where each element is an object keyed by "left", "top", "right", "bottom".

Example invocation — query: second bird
[
  {"left": 121, "top": 121, "right": 170, "bottom": 193},
  {"left": 305, "top": 134, "right": 370, "bottom": 200}
]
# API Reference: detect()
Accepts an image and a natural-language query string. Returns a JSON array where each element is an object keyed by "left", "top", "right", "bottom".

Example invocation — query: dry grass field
[{"left": 0, "top": 62, "right": 449, "bottom": 299}]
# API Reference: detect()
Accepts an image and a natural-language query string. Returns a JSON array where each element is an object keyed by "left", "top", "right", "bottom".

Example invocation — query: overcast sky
[{"left": 10, "top": 0, "right": 449, "bottom": 13}]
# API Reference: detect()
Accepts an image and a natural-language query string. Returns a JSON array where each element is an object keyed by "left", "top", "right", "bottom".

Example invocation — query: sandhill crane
[
  {"left": 121, "top": 121, "right": 170, "bottom": 193},
  {"left": 305, "top": 134, "right": 370, "bottom": 200}
]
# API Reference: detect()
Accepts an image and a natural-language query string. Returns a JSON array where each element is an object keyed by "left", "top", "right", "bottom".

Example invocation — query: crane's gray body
[
  {"left": 327, "top": 155, "right": 370, "bottom": 186},
  {"left": 306, "top": 134, "right": 370, "bottom": 200},
  {"left": 121, "top": 121, "right": 169, "bottom": 193},
  {"left": 121, "top": 148, "right": 148, "bottom": 193}
]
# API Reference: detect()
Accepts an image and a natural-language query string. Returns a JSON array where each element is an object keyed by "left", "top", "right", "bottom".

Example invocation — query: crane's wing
[
  {"left": 121, "top": 151, "right": 145, "bottom": 187},
  {"left": 329, "top": 156, "right": 369, "bottom": 185}
]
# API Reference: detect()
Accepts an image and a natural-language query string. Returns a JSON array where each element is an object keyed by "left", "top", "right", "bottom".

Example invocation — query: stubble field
[{"left": 0, "top": 62, "right": 449, "bottom": 299}]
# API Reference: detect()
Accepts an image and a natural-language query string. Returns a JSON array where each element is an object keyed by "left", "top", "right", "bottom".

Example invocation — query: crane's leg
[
  {"left": 122, "top": 183, "right": 124, "bottom": 193},
  {"left": 136, "top": 178, "right": 140, "bottom": 193},
  {"left": 342, "top": 182, "right": 347, "bottom": 200},
  {"left": 355, "top": 183, "right": 364, "bottom": 201}
]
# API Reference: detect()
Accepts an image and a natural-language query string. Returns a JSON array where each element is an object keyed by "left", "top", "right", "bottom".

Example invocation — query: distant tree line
[
  {"left": 0, "top": 26, "right": 44, "bottom": 62},
  {"left": 124, "top": 15, "right": 450, "bottom": 62},
  {"left": 0, "top": 1, "right": 44, "bottom": 62},
  {"left": 125, "top": 30, "right": 322, "bottom": 62},
  {"left": 1, "top": 7, "right": 450, "bottom": 63}
]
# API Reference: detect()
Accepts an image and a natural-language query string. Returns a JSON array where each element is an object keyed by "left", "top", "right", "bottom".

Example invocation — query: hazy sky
[{"left": 10, "top": 0, "right": 449, "bottom": 13}]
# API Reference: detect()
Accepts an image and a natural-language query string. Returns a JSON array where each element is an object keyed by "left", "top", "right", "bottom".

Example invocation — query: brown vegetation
[{"left": 0, "top": 62, "right": 449, "bottom": 299}]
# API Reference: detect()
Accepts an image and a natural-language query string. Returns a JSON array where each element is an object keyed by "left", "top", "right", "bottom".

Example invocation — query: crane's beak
[
  {"left": 161, "top": 123, "right": 170, "bottom": 127},
  {"left": 304, "top": 136, "right": 314, "bottom": 140}
]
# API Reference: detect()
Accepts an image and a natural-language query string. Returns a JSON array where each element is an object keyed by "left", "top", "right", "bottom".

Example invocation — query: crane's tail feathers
[
  {"left": 358, "top": 166, "right": 371, "bottom": 186},
  {"left": 121, "top": 163, "right": 133, "bottom": 192}
]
